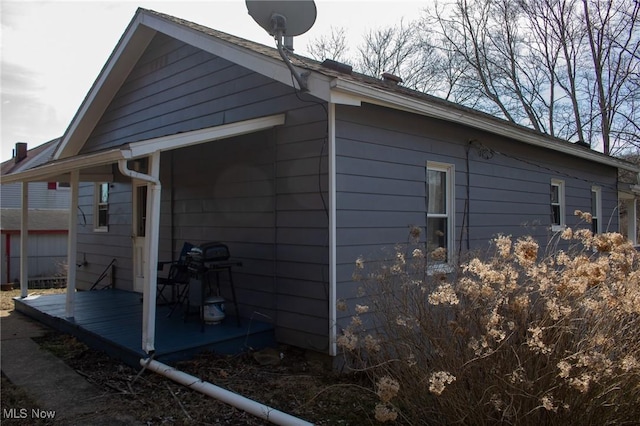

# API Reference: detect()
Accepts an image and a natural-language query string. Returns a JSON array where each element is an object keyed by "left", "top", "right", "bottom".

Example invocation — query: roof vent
[
  {"left": 321, "top": 59, "right": 353, "bottom": 74},
  {"left": 574, "top": 140, "right": 591, "bottom": 149},
  {"left": 14, "top": 142, "right": 27, "bottom": 164},
  {"left": 382, "top": 72, "right": 403, "bottom": 85}
]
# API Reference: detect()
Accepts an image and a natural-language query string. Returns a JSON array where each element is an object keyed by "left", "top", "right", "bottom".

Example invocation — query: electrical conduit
[{"left": 140, "top": 358, "right": 314, "bottom": 426}]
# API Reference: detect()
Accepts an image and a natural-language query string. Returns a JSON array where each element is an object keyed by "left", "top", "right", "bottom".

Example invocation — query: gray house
[{"left": 4, "top": 8, "right": 639, "bottom": 359}]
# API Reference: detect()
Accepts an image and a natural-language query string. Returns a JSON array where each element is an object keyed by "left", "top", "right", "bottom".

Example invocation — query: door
[{"left": 133, "top": 183, "right": 148, "bottom": 293}]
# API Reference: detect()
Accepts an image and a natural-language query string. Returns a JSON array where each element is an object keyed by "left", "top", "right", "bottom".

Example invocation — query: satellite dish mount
[{"left": 246, "top": 1, "right": 317, "bottom": 92}]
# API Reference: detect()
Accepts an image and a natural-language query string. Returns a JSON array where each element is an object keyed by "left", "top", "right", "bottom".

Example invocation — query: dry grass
[
  {"left": 0, "top": 288, "right": 66, "bottom": 311},
  {"left": 1, "top": 288, "right": 378, "bottom": 425},
  {"left": 27, "top": 332, "right": 377, "bottom": 425}
]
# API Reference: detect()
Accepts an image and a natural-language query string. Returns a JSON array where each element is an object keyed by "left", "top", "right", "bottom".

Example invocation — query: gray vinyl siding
[
  {"left": 76, "top": 32, "right": 331, "bottom": 351},
  {"left": 70, "top": 28, "right": 620, "bottom": 354},
  {"left": 333, "top": 104, "right": 619, "bottom": 320},
  {"left": 81, "top": 33, "right": 299, "bottom": 153},
  {"left": 76, "top": 182, "right": 133, "bottom": 291},
  {"left": 167, "top": 102, "right": 329, "bottom": 351},
  {"left": 1, "top": 182, "right": 70, "bottom": 209},
  {"left": 3, "top": 234, "right": 67, "bottom": 282},
  {"left": 467, "top": 136, "right": 618, "bottom": 243}
]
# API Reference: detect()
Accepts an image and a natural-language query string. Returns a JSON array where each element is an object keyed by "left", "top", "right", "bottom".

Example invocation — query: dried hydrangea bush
[{"left": 338, "top": 216, "right": 640, "bottom": 424}]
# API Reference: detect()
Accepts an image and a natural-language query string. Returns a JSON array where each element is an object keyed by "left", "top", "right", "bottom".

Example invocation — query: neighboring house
[
  {"left": 1, "top": 209, "right": 69, "bottom": 285},
  {"left": 1, "top": 141, "right": 70, "bottom": 284},
  {"left": 3, "top": 9, "right": 639, "bottom": 358}
]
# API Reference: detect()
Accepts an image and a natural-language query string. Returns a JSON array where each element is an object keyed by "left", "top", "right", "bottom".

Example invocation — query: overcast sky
[{"left": 0, "top": 0, "right": 428, "bottom": 163}]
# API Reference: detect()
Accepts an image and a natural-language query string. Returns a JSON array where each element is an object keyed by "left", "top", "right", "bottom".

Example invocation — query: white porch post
[
  {"left": 142, "top": 152, "right": 161, "bottom": 354},
  {"left": 65, "top": 170, "right": 79, "bottom": 318},
  {"left": 19, "top": 182, "right": 29, "bottom": 298},
  {"left": 328, "top": 103, "right": 338, "bottom": 357},
  {"left": 119, "top": 152, "right": 161, "bottom": 354}
]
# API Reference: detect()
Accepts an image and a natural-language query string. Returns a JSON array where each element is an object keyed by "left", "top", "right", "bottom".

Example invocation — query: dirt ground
[{"left": 0, "top": 289, "right": 379, "bottom": 425}]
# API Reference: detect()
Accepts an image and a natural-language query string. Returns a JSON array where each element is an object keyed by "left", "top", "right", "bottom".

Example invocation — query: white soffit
[{"left": 125, "top": 114, "right": 286, "bottom": 158}]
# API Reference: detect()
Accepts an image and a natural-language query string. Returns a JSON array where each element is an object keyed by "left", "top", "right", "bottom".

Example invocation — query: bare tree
[
  {"left": 520, "top": 0, "right": 589, "bottom": 143},
  {"left": 424, "top": 0, "right": 639, "bottom": 154},
  {"left": 581, "top": 0, "right": 639, "bottom": 154},
  {"left": 354, "top": 20, "right": 427, "bottom": 89},
  {"left": 304, "top": 0, "right": 639, "bottom": 155},
  {"left": 306, "top": 26, "right": 350, "bottom": 62}
]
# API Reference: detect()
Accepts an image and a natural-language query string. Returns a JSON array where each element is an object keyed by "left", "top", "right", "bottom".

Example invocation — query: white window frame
[
  {"left": 426, "top": 162, "right": 455, "bottom": 267},
  {"left": 94, "top": 182, "right": 109, "bottom": 232},
  {"left": 591, "top": 186, "right": 602, "bottom": 234},
  {"left": 551, "top": 179, "right": 566, "bottom": 232},
  {"left": 47, "top": 182, "right": 71, "bottom": 190}
]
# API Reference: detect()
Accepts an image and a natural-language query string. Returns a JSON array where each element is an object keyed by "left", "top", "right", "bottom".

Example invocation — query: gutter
[
  {"left": 117, "top": 156, "right": 160, "bottom": 186},
  {"left": 1, "top": 148, "right": 124, "bottom": 184},
  {"left": 141, "top": 358, "right": 314, "bottom": 426},
  {"left": 330, "top": 79, "right": 640, "bottom": 173}
]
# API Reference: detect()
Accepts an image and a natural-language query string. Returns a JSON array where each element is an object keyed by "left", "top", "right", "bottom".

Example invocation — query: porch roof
[{"left": 1, "top": 114, "right": 285, "bottom": 184}]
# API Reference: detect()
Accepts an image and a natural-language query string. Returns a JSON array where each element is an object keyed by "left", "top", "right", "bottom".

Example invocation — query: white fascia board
[
  {"left": 329, "top": 89, "right": 361, "bottom": 106},
  {"left": 126, "top": 114, "right": 286, "bottom": 158},
  {"left": 2, "top": 149, "right": 124, "bottom": 184},
  {"left": 332, "top": 80, "right": 640, "bottom": 173},
  {"left": 55, "top": 17, "right": 156, "bottom": 160},
  {"left": 139, "top": 13, "right": 333, "bottom": 102}
]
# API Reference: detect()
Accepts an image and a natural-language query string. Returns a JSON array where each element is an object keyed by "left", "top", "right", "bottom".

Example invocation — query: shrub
[{"left": 338, "top": 220, "right": 640, "bottom": 424}]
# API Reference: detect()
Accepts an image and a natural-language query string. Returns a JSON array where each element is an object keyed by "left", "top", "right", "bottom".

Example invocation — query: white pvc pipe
[{"left": 140, "top": 358, "right": 314, "bottom": 426}]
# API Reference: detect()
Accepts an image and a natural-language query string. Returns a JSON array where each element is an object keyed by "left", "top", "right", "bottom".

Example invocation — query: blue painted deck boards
[{"left": 14, "top": 289, "right": 274, "bottom": 367}]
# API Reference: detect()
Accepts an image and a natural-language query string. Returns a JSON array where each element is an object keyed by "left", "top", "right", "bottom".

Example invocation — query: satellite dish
[
  {"left": 246, "top": 0, "right": 317, "bottom": 92},
  {"left": 246, "top": 0, "right": 317, "bottom": 37}
]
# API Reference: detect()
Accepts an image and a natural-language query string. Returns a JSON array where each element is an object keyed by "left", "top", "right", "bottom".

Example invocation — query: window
[
  {"left": 427, "top": 162, "right": 454, "bottom": 264},
  {"left": 551, "top": 179, "right": 565, "bottom": 231},
  {"left": 47, "top": 182, "right": 70, "bottom": 190},
  {"left": 591, "top": 186, "right": 602, "bottom": 233},
  {"left": 95, "top": 182, "right": 109, "bottom": 231}
]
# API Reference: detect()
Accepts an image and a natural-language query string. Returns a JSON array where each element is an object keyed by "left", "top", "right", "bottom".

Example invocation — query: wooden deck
[{"left": 14, "top": 289, "right": 274, "bottom": 367}]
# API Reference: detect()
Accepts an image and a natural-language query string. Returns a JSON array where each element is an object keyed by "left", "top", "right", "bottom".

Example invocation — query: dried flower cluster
[
  {"left": 338, "top": 218, "right": 640, "bottom": 425},
  {"left": 428, "top": 371, "right": 456, "bottom": 395}
]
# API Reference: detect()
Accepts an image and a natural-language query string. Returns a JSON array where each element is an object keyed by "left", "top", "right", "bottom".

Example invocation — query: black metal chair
[{"left": 157, "top": 242, "right": 194, "bottom": 316}]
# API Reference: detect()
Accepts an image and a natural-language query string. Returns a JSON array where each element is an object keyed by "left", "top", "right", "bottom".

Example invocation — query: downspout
[
  {"left": 65, "top": 170, "right": 79, "bottom": 318},
  {"left": 140, "top": 358, "right": 313, "bottom": 426},
  {"left": 118, "top": 152, "right": 161, "bottom": 354},
  {"left": 328, "top": 103, "right": 337, "bottom": 357}
]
